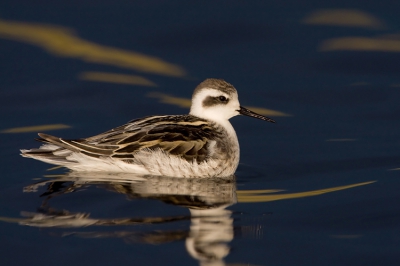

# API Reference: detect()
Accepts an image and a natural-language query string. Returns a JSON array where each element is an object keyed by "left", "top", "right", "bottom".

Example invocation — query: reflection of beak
[{"left": 238, "top": 106, "right": 276, "bottom": 123}]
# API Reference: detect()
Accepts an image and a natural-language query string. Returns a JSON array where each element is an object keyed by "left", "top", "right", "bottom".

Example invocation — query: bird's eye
[{"left": 219, "top": 96, "right": 227, "bottom": 102}]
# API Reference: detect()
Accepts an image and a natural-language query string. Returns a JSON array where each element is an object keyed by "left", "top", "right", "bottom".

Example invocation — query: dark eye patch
[{"left": 202, "top": 95, "right": 229, "bottom": 107}]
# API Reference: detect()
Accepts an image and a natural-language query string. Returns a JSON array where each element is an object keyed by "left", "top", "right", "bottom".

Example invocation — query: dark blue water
[{"left": 1, "top": 1, "right": 399, "bottom": 265}]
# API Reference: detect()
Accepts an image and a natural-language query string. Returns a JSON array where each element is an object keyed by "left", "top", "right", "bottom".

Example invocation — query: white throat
[{"left": 189, "top": 88, "right": 240, "bottom": 136}]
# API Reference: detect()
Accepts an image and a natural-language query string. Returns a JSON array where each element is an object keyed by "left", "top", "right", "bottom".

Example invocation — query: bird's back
[{"left": 21, "top": 114, "right": 240, "bottom": 177}]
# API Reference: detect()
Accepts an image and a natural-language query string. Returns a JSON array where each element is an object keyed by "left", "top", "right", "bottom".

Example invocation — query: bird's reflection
[{"left": 22, "top": 171, "right": 237, "bottom": 266}]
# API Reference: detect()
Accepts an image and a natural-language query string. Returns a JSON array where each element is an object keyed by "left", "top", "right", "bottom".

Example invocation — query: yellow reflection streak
[
  {"left": 79, "top": 72, "right": 157, "bottom": 87},
  {"left": 320, "top": 36, "right": 400, "bottom": 52},
  {"left": 1, "top": 124, "right": 70, "bottom": 133},
  {"left": 147, "top": 92, "right": 191, "bottom": 108},
  {"left": 246, "top": 106, "right": 292, "bottom": 117},
  {"left": 239, "top": 189, "right": 285, "bottom": 194},
  {"left": 0, "top": 19, "right": 185, "bottom": 77},
  {"left": 237, "top": 181, "right": 375, "bottom": 203},
  {"left": 147, "top": 92, "right": 291, "bottom": 116},
  {"left": 302, "top": 9, "right": 385, "bottom": 29}
]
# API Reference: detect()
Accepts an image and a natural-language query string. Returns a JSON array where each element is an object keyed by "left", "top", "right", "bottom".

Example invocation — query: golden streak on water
[
  {"left": 147, "top": 92, "right": 292, "bottom": 116},
  {"left": 0, "top": 19, "right": 185, "bottom": 77},
  {"left": 320, "top": 36, "right": 400, "bottom": 52},
  {"left": 302, "top": 9, "right": 385, "bottom": 29},
  {"left": 1, "top": 124, "right": 70, "bottom": 133},
  {"left": 79, "top": 72, "right": 157, "bottom": 87},
  {"left": 238, "top": 189, "right": 285, "bottom": 194},
  {"left": 147, "top": 92, "right": 191, "bottom": 108},
  {"left": 326, "top": 139, "right": 357, "bottom": 142},
  {"left": 246, "top": 106, "right": 292, "bottom": 117},
  {"left": 237, "top": 181, "right": 375, "bottom": 203}
]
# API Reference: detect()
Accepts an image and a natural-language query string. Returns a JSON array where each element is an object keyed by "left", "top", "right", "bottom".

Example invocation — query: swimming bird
[{"left": 21, "top": 79, "right": 275, "bottom": 178}]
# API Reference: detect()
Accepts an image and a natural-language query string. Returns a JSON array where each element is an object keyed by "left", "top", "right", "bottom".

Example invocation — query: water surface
[{"left": 0, "top": 1, "right": 399, "bottom": 265}]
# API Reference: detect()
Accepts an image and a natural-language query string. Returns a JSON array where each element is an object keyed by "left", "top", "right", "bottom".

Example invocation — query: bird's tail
[{"left": 21, "top": 133, "right": 78, "bottom": 165}]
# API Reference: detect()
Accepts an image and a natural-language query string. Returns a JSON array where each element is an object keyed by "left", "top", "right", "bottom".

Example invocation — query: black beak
[{"left": 238, "top": 106, "right": 276, "bottom": 123}]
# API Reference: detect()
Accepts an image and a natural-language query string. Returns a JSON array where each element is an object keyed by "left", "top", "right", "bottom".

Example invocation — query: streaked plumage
[{"left": 21, "top": 78, "right": 275, "bottom": 177}]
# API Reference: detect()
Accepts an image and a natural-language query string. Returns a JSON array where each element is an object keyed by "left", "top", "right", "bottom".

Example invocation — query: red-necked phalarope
[{"left": 21, "top": 79, "right": 275, "bottom": 177}]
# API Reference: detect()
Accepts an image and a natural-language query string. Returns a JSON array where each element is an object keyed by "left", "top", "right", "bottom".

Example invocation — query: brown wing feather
[
  {"left": 105, "top": 115, "right": 218, "bottom": 162},
  {"left": 40, "top": 115, "right": 220, "bottom": 163}
]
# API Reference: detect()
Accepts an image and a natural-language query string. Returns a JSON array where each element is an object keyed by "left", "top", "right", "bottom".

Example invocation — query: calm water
[{"left": 1, "top": 1, "right": 400, "bottom": 265}]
